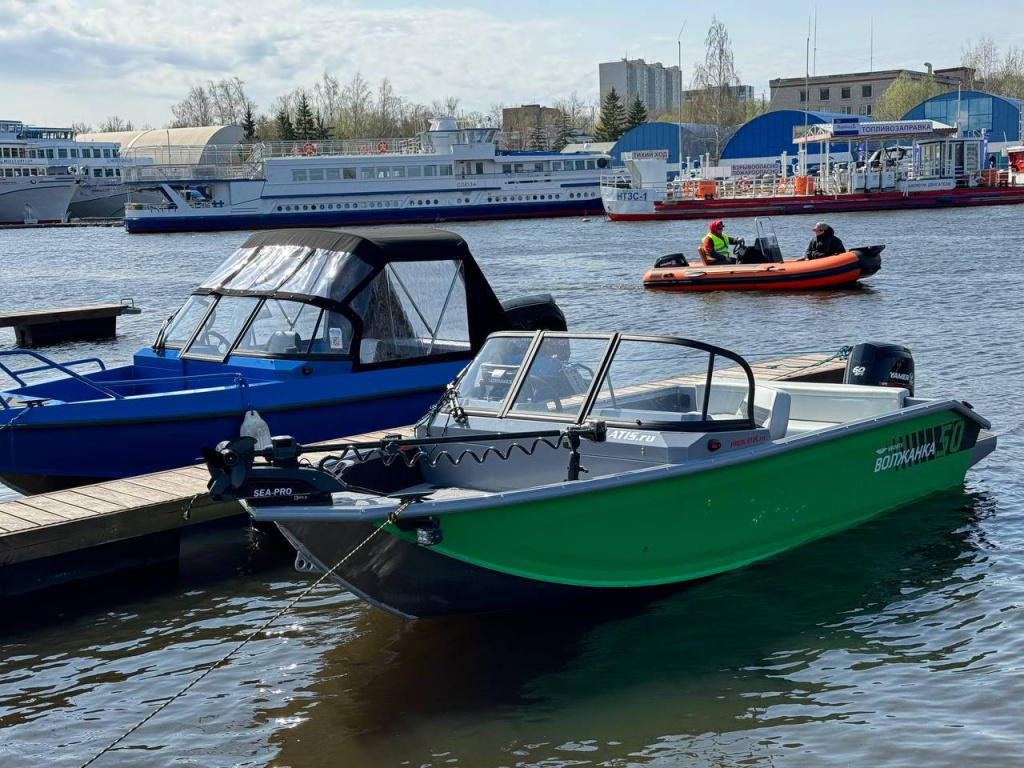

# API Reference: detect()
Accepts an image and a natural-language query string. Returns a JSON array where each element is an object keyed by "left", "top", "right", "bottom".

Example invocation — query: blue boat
[{"left": 0, "top": 227, "right": 565, "bottom": 494}]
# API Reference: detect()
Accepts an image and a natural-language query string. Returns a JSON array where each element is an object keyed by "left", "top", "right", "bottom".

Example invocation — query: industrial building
[
  {"left": 901, "top": 90, "right": 1023, "bottom": 150},
  {"left": 609, "top": 122, "right": 718, "bottom": 169},
  {"left": 719, "top": 111, "right": 872, "bottom": 170},
  {"left": 769, "top": 67, "right": 973, "bottom": 116},
  {"left": 599, "top": 58, "right": 683, "bottom": 117}
]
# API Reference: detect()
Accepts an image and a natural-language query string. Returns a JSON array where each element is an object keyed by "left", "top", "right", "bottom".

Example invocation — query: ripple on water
[{"left": 0, "top": 210, "right": 1023, "bottom": 766}]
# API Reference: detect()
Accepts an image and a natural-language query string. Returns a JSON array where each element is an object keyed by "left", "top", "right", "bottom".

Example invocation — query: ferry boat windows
[
  {"left": 534, "top": 163, "right": 544, "bottom": 172},
  {"left": 502, "top": 163, "right": 512, "bottom": 174},
  {"left": 105, "top": 169, "right": 115, "bottom": 177},
  {"left": 351, "top": 260, "right": 469, "bottom": 364},
  {"left": 586, "top": 160, "right": 596, "bottom": 170},
  {"left": 514, "top": 163, "right": 524, "bottom": 173},
  {"left": 70, "top": 149, "right": 78, "bottom": 158},
  {"left": 308, "top": 168, "right": 324, "bottom": 181},
  {"left": 424, "top": 165, "right": 437, "bottom": 177},
  {"left": 343, "top": 168, "right": 356, "bottom": 180},
  {"left": 407, "top": 166, "right": 422, "bottom": 178},
  {"left": 509, "top": 336, "right": 607, "bottom": 418},
  {"left": 93, "top": 169, "right": 103, "bottom": 177},
  {"left": 392, "top": 167, "right": 406, "bottom": 178},
  {"left": 185, "top": 296, "right": 260, "bottom": 359},
  {"left": 574, "top": 160, "right": 585, "bottom": 170},
  {"left": 102, "top": 149, "right": 111, "bottom": 158},
  {"left": 360, "top": 167, "right": 374, "bottom": 179},
  {"left": 161, "top": 294, "right": 217, "bottom": 349},
  {"left": 292, "top": 169, "right": 308, "bottom": 182},
  {"left": 475, "top": 162, "right": 484, "bottom": 174},
  {"left": 58, "top": 148, "right": 68, "bottom": 159},
  {"left": 440, "top": 165, "right": 453, "bottom": 176}
]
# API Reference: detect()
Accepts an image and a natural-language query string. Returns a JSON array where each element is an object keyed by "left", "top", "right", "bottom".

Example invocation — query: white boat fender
[{"left": 241, "top": 409, "right": 272, "bottom": 450}]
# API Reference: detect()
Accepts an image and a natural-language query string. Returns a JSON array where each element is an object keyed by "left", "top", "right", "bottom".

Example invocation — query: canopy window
[{"left": 352, "top": 260, "right": 470, "bottom": 364}]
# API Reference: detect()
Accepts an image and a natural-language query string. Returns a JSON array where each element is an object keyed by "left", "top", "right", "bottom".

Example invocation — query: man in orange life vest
[{"left": 701, "top": 220, "right": 741, "bottom": 264}]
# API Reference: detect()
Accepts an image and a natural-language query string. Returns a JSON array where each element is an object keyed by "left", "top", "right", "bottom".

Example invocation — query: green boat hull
[{"left": 279, "top": 407, "right": 983, "bottom": 616}]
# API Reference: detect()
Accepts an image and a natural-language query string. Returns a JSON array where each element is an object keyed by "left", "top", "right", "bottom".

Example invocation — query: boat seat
[
  {"left": 736, "top": 385, "right": 791, "bottom": 440},
  {"left": 267, "top": 330, "right": 301, "bottom": 354}
]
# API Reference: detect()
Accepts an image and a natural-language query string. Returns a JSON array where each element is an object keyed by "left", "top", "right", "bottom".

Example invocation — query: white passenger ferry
[
  {"left": 0, "top": 120, "right": 77, "bottom": 225},
  {"left": 121, "top": 117, "right": 610, "bottom": 233},
  {"left": 19, "top": 122, "right": 149, "bottom": 218}
]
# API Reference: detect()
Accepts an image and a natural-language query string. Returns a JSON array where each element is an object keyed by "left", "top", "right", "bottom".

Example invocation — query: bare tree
[
  {"left": 687, "top": 16, "right": 745, "bottom": 159},
  {"left": 552, "top": 91, "right": 591, "bottom": 132},
  {"left": 209, "top": 77, "right": 254, "bottom": 125},
  {"left": 98, "top": 116, "right": 134, "bottom": 132},
  {"left": 377, "top": 76, "right": 400, "bottom": 135},
  {"left": 71, "top": 120, "right": 93, "bottom": 135},
  {"left": 963, "top": 36, "right": 1024, "bottom": 99},
  {"left": 430, "top": 96, "right": 462, "bottom": 118},
  {"left": 340, "top": 72, "right": 373, "bottom": 138},
  {"left": 170, "top": 86, "right": 215, "bottom": 128},
  {"left": 313, "top": 72, "right": 342, "bottom": 132}
]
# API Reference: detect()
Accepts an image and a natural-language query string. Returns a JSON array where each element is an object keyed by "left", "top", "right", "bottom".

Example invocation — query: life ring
[
  {"left": 301, "top": 142, "right": 317, "bottom": 156},
  {"left": 736, "top": 177, "right": 752, "bottom": 194},
  {"left": 358, "top": 144, "right": 370, "bottom": 155},
  {"left": 376, "top": 140, "right": 390, "bottom": 154}
]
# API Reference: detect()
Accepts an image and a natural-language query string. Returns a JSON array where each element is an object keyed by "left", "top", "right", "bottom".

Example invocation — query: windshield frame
[{"left": 449, "top": 331, "right": 756, "bottom": 431}]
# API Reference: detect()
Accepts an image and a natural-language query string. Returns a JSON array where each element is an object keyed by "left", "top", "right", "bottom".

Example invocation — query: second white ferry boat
[
  {"left": 122, "top": 117, "right": 610, "bottom": 233},
  {"left": 0, "top": 120, "right": 77, "bottom": 225}
]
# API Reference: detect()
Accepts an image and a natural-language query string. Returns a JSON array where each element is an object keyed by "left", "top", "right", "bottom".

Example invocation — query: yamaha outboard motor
[
  {"left": 501, "top": 294, "right": 567, "bottom": 331},
  {"left": 843, "top": 342, "right": 914, "bottom": 395}
]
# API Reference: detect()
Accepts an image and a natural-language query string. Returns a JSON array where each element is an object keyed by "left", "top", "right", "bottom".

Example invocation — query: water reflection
[{"left": 270, "top": 489, "right": 992, "bottom": 767}]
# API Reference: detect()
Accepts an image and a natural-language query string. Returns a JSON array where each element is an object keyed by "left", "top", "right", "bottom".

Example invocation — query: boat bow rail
[{"left": 0, "top": 350, "right": 118, "bottom": 405}]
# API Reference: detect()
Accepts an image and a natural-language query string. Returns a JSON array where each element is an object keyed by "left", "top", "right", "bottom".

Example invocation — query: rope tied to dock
[
  {"left": 78, "top": 499, "right": 410, "bottom": 768},
  {"left": 758, "top": 345, "right": 852, "bottom": 371}
]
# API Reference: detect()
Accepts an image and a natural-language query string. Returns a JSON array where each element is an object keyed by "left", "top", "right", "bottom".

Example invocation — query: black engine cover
[{"left": 844, "top": 342, "right": 915, "bottom": 395}]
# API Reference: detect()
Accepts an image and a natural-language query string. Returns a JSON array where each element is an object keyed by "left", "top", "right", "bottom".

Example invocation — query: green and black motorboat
[{"left": 205, "top": 333, "right": 996, "bottom": 618}]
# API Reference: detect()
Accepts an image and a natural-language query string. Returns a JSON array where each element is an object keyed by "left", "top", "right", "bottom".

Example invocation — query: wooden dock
[
  {"left": 0, "top": 302, "right": 139, "bottom": 347},
  {"left": 0, "top": 353, "right": 847, "bottom": 596}
]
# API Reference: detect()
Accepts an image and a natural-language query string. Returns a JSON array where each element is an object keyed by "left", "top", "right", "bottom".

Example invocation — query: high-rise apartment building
[{"left": 599, "top": 59, "right": 683, "bottom": 117}]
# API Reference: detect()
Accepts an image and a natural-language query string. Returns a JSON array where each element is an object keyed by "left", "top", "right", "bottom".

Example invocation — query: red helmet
[{"left": 709, "top": 219, "right": 724, "bottom": 232}]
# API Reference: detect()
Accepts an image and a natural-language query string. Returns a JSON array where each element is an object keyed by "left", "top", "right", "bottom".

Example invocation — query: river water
[{"left": 1, "top": 210, "right": 1022, "bottom": 767}]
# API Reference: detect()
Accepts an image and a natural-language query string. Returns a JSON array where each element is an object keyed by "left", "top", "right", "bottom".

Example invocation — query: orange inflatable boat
[{"left": 642, "top": 246, "right": 883, "bottom": 292}]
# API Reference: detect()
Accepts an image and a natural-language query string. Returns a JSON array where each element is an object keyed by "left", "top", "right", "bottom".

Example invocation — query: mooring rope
[
  {"left": 756, "top": 345, "right": 852, "bottom": 371},
  {"left": 79, "top": 499, "right": 410, "bottom": 768}
]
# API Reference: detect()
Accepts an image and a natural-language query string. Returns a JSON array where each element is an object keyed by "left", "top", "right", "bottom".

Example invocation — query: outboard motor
[
  {"left": 654, "top": 253, "right": 689, "bottom": 268},
  {"left": 843, "top": 342, "right": 914, "bottom": 396},
  {"left": 501, "top": 293, "right": 567, "bottom": 331}
]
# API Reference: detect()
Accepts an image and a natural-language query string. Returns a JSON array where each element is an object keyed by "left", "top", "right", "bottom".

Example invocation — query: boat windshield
[{"left": 451, "top": 332, "right": 755, "bottom": 430}]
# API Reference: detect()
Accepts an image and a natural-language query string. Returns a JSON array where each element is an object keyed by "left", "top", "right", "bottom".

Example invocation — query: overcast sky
[{"left": 4, "top": 0, "right": 1023, "bottom": 129}]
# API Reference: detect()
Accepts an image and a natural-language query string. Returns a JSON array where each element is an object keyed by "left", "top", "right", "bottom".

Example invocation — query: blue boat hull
[
  {"left": 124, "top": 198, "right": 604, "bottom": 233},
  {"left": 0, "top": 365, "right": 455, "bottom": 494}
]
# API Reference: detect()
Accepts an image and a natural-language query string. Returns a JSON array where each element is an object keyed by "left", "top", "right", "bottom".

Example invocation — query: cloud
[{"left": 0, "top": 0, "right": 600, "bottom": 127}]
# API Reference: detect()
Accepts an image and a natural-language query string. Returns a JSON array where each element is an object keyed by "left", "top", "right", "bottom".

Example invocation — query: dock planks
[{"left": 0, "top": 353, "right": 846, "bottom": 593}]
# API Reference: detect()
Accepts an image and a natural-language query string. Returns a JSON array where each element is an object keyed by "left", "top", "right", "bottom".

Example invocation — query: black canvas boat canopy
[
  {"left": 188, "top": 227, "right": 511, "bottom": 350},
  {"left": 152, "top": 227, "right": 524, "bottom": 365}
]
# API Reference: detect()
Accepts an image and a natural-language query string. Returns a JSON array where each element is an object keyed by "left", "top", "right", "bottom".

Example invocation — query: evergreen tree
[
  {"left": 241, "top": 103, "right": 257, "bottom": 141},
  {"left": 594, "top": 87, "right": 627, "bottom": 142},
  {"left": 314, "top": 112, "right": 332, "bottom": 141},
  {"left": 552, "top": 110, "right": 574, "bottom": 152},
  {"left": 275, "top": 108, "right": 295, "bottom": 141},
  {"left": 527, "top": 114, "right": 548, "bottom": 151},
  {"left": 294, "top": 93, "right": 316, "bottom": 140},
  {"left": 625, "top": 94, "right": 648, "bottom": 131}
]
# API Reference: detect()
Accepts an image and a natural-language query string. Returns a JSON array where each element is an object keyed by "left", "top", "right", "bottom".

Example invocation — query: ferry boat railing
[{"left": 264, "top": 137, "right": 424, "bottom": 158}]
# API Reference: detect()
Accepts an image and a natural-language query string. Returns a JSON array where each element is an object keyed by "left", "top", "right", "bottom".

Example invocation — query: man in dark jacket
[{"left": 805, "top": 221, "right": 845, "bottom": 260}]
